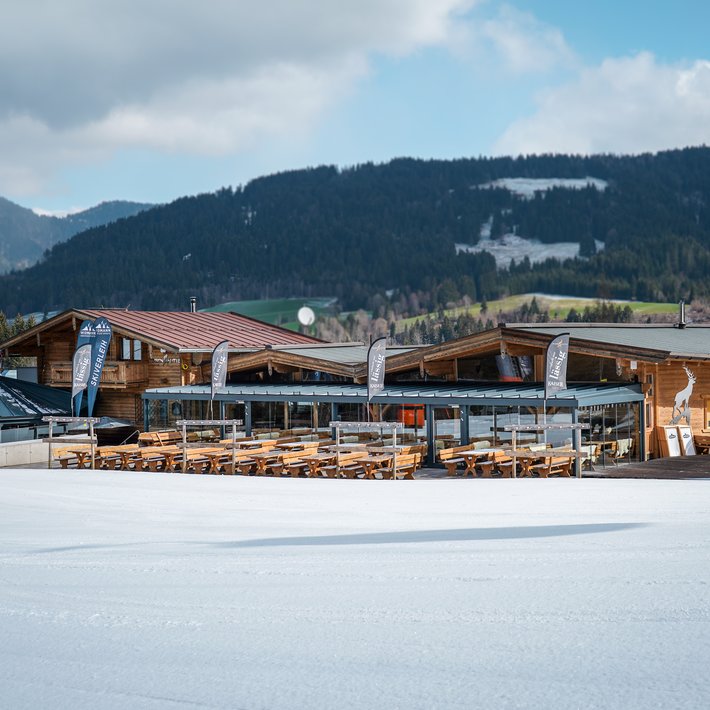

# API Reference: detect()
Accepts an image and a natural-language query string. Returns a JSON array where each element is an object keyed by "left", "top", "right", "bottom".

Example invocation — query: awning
[
  {"left": 142, "top": 381, "right": 644, "bottom": 408},
  {"left": 0, "top": 375, "right": 71, "bottom": 420}
]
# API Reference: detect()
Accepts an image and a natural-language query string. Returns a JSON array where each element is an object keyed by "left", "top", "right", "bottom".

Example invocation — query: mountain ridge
[
  {"left": 1, "top": 147, "right": 709, "bottom": 316},
  {"left": 0, "top": 198, "right": 154, "bottom": 273}
]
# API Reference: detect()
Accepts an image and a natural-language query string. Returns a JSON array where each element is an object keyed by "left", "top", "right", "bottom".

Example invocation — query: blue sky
[{"left": 2, "top": 1, "right": 710, "bottom": 214}]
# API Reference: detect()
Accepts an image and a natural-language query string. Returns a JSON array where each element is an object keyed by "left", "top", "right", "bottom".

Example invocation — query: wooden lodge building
[
  {"left": 3, "top": 309, "right": 710, "bottom": 466},
  {"left": 0, "top": 308, "right": 320, "bottom": 423}
]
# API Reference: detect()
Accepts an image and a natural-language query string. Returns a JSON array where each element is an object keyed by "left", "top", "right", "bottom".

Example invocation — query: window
[{"left": 121, "top": 338, "right": 142, "bottom": 361}]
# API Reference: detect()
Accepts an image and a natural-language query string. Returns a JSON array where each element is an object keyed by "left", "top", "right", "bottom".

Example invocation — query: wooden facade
[
  {"left": 0, "top": 309, "right": 320, "bottom": 424},
  {"left": 4, "top": 313, "right": 709, "bottom": 460}
]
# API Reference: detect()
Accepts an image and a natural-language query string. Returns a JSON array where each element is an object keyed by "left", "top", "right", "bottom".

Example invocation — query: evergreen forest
[{"left": 2, "top": 147, "right": 710, "bottom": 316}]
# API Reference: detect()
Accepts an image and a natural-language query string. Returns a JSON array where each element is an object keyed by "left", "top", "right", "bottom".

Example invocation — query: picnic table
[
  {"left": 278, "top": 441, "right": 315, "bottom": 451},
  {"left": 95, "top": 444, "right": 140, "bottom": 470},
  {"left": 355, "top": 453, "right": 393, "bottom": 479},
  {"left": 62, "top": 447, "right": 95, "bottom": 469},
  {"left": 300, "top": 451, "right": 337, "bottom": 477},
  {"left": 302, "top": 450, "right": 364, "bottom": 477},
  {"left": 140, "top": 445, "right": 183, "bottom": 472},
  {"left": 326, "top": 443, "right": 368, "bottom": 453},
  {"left": 505, "top": 448, "right": 577, "bottom": 477},
  {"left": 455, "top": 448, "right": 506, "bottom": 477},
  {"left": 180, "top": 447, "right": 230, "bottom": 473},
  {"left": 202, "top": 447, "right": 256, "bottom": 474},
  {"left": 236, "top": 439, "right": 278, "bottom": 450},
  {"left": 248, "top": 450, "right": 289, "bottom": 475}
]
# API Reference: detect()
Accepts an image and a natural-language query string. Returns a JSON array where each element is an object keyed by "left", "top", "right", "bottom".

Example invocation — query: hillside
[
  {"left": 0, "top": 198, "right": 154, "bottom": 273},
  {"left": 1, "top": 147, "right": 710, "bottom": 315}
]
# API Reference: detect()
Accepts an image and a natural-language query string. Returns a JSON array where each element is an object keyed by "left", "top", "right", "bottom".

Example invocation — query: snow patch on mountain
[
  {"left": 456, "top": 232, "right": 605, "bottom": 268},
  {"left": 476, "top": 176, "right": 608, "bottom": 198}
]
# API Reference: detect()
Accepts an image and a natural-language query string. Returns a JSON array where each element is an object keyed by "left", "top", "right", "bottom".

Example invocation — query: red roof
[{"left": 74, "top": 309, "right": 320, "bottom": 350}]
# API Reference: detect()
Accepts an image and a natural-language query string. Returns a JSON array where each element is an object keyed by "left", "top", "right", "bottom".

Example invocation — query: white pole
[
  {"left": 47, "top": 418, "right": 54, "bottom": 469},
  {"left": 90, "top": 420, "right": 95, "bottom": 470},
  {"left": 392, "top": 425, "right": 397, "bottom": 481},
  {"left": 231, "top": 421, "right": 237, "bottom": 475}
]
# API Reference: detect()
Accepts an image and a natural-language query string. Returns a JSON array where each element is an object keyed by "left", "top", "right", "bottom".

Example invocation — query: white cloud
[
  {"left": 449, "top": 4, "right": 576, "bottom": 75},
  {"left": 479, "top": 5, "right": 575, "bottom": 74},
  {"left": 0, "top": 0, "right": 476, "bottom": 197},
  {"left": 494, "top": 52, "right": 710, "bottom": 155}
]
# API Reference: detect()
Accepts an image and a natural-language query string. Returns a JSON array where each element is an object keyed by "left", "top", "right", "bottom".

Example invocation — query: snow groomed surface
[{"left": 1, "top": 468, "right": 708, "bottom": 709}]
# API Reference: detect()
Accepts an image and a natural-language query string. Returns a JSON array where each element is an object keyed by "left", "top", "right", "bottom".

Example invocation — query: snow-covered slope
[
  {"left": 1, "top": 469, "right": 708, "bottom": 709},
  {"left": 456, "top": 232, "right": 605, "bottom": 268},
  {"left": 477, "top": 176, "right": 608, "bottom": 199}
]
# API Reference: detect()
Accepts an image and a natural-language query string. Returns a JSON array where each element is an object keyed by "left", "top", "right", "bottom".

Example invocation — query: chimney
[
  {"left": 678, "top": 299, "right": 686, "bottom": 328},
  {"left": 189, "top": 296, "right": 197, "bottom": 313}
]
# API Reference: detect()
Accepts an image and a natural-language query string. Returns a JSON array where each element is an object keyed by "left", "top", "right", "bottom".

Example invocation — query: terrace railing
[{"left": 47, "top": 360, "right": 148, "bottom": 388}]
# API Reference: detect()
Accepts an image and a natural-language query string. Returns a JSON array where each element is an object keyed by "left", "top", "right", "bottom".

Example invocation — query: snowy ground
[
  {"left": 455, "top": 232, "right": 605, "bottom": 268},
  {"left": 1, "top": 468, "right": 709, "bottom": 709},
  {"left": 476, "top": 177, "right": 608, "bottom": 199}
]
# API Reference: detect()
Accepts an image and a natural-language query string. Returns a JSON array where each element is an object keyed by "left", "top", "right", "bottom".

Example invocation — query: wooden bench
[
  {"left": 54, "top": 445, "right": 93, "bottom": 469},
  {"left": 379, "top": 453, "right": 422, "bottom": 480},
  {"left": 210, "top": 448, "right": 260, "bottom": 475},
  {"left": 95, "top": 444, "right": 140, "bottom": 470},
  {"left": 529, "top": 456, "right": 573, "bottom": 478},
  {"left": 270, "top": 445, "right": 320, "bottom": 477},
  {"left": 438, "top": 442, "right": 491, "bottom": 476},
  {"left": 479, "top": 453, "right": 516, "bottom": 478},
  {"left": 319, "top": 452, "right": 367, "bottom": 478},
  {"left": 438, "top": 444, "right": 473, "bottom": 476},
  {"left": 138, "top": 430, "right": 183, "bottom": 447}
]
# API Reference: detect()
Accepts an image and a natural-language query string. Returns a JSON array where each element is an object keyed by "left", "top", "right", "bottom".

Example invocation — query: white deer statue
[{"left": 670, "top": 366, "right": 696, "bottom": 425}]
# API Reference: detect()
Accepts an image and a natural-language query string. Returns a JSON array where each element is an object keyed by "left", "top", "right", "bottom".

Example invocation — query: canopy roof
[
  {"left": 0, "top": 376, "right": 70, "bottom": 421},
  {"left": 143, "top": 381, "right": 644, "bottom": 408}
]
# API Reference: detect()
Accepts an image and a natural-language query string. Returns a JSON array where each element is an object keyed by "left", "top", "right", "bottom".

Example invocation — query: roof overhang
[
  {"left": 0, "top": 309, "right": 184, "bottom": 354},
  {"left": 142, "top": 382, "right": 644, "bottom": 408}
]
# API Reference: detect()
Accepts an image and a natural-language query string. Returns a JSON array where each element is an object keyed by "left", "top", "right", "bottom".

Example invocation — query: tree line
[{"left": 1, "top": 147, "right": 710, "bottom": 316}]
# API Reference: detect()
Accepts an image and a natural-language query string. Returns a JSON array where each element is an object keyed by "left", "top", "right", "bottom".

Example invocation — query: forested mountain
[
  {"left": 2, "top": 147, "right": 710, "bottom": 316},
  {"left": 0, "top": 198, "right": 153, "bottom": 273}
]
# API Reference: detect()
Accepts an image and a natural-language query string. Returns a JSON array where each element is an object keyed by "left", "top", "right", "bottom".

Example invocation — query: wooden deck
[{"left": 583, "top": 455, "right": 710, "bottom": 479}]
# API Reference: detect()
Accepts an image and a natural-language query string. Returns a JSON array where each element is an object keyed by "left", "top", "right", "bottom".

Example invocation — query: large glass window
[
  {"left": 468, "top": 405, "right": 495, "bottom": 445},
  {"left": 251, "top": 401, "right": 286, "bottom": 433},
  {"left": 467, "top": 405, "right": 574, "bottom": 447},
  {"left": 578, "top": 402, "right": 639, "bottom": 467}
]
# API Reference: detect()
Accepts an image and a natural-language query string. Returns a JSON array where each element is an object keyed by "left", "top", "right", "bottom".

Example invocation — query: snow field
[{"left": 1, "top": 468, "right": 709, "bottom": 709}]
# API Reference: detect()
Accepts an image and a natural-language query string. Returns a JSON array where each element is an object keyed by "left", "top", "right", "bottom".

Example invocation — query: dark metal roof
[
  {"left": 252, "top": 344, "right": 419, "bottom": 366},
  {"left": 143, "top": 381, "right": 644, "bottom": 407},
  {"left": 0, "top": 376, "right": 71, "bottom": 420},
  {"left": 507, "top": 323, "right": 710, "bottom": 360}
]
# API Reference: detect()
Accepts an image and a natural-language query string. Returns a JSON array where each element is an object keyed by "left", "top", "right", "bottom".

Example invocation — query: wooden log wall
[{"left": 649, "top": 360, "right": 710, "bottom": 457}]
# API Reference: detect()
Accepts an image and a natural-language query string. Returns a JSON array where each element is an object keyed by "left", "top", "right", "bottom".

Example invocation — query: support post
[
  {"left": 392, "top": 425, "right": 397, "bottom": 481},
  {"left": 460, "top": 405, "right": 469, "bottom": 446},
  {"left": 90, "top": 420, "right": 95, "bottom": 470},
  {"left": 572, "top": 409, "right": 582, "bottom": 478},
  {"left": 425, "top": 405, "right": 435, "bottom": 466},
  {"left": 231, "top": 420, "right": 237, "bottom": 474},
  {"left": 244, "top": 402, "right": 252, "bottom": 436},
  {"left": 638, "top": 400, "right": 646, "bottom": 462},
  {"left": 47, "top": 419, "right": 53, "bottom": 469}
]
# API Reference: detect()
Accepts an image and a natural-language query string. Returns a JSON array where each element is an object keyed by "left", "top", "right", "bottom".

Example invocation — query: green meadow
[
  {"left": 204, "top": 297, "right": 336, "bottom": 330},
  {"left": 396, "top": 294, "right": 678, "bottom": 331}
]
